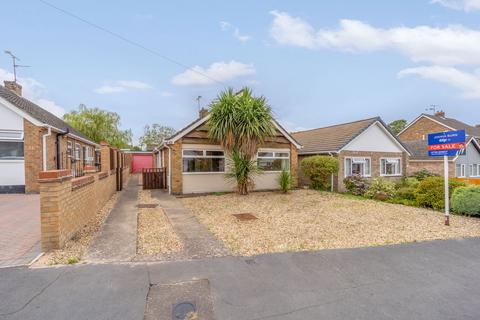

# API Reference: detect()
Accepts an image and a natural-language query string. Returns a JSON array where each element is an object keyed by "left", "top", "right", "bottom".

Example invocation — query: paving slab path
[
  {"left": 85, "top": 175, "right": 139, "bottom": 263},
  {"left": 138, "top": 190, "right": 229, "bottom": 261}
]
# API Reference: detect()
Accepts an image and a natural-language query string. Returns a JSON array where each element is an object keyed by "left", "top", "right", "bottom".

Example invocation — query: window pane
[
  {"left": 0, "top": 141, "right": 24, "bottom": 159},
  {"left": 205, "top": 150, "right": 224, "bottom": 157},
  {"left": 364, "top": 159, "right": 371, "bottom": 175},
  {"left": 258, "top": 152, "right": 274, "bottom": 158},
  {"left": 275, "top": 152, "right": 289, "bottom": 158},
  {"left": 258, "top": 158, "right": 289, "bottom": 171},
  {"left": 183, "top": 150, "right": 203, "bottom": 156},
  {"left": 456, "top": 164, "right": 461, "bottom": 177},
  {"left": 345, "top": 158, "right": 352, "bottom": 176},
  {"left": 183, "top": 158, "right": 224, "bottom": 172},
  {"left": 352, "top": 163, "right": 363, "bottom": 175}
]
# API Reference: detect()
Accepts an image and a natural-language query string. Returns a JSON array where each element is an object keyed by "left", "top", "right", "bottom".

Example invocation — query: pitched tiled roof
[
  {"left": 421, "top": 113, "right": 480, "bottom": 137},
  {"left": 0, "top": 85, "right": 94, "bottom": 143},
  {"left": 291, "top": 117, "right": 380, "bottom": 154}
]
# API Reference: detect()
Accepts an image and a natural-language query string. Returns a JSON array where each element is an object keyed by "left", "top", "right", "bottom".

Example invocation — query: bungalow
[
  {"left": 399, "top": 111, "right": 480, "bottom": 178},
  {"left": 0, "top": 81, "right": 99, "bottom": 193},
  {"left": 158, "top": 108, "right": 302, "bottom": 194},
  {"left": 292, "top": 117, "right": 410, "bottom": 191}
]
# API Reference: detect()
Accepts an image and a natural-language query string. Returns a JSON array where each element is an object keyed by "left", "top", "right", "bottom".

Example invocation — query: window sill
[
  {"left": 182, "top": 172, "right": 226, "bottom": 175},
  {"left": 380, "top": 174, "right": 402, "bottom": 177},
  {"left": 0, "top": 159, "right": 25, "bottom": 163}
]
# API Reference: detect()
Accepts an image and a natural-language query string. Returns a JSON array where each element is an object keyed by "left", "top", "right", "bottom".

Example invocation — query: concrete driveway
[
  {"left": 0, "top": 194, "right": 40, "bottom": 268},
  {"left": 1, "top": 237, "right": 480, "bottom": 319}
]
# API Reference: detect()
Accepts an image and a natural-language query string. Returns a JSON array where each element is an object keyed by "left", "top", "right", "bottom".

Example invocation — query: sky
[{"left": 1, "top": 0, "right": 480, "bottom": 144}]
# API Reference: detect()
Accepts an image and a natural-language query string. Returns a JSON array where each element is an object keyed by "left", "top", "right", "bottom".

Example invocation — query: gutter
[{"left": 42, "top": 126, "right": 52, "bottom": 171}]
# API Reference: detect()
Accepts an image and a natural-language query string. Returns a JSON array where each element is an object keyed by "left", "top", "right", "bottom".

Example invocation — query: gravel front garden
[{"left": 181, "top": 189, "right": 480, "bottom": 256}]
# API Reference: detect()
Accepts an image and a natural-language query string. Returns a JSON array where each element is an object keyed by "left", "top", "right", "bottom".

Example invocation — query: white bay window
[
  {"left": 380, "top": 158, "right": 402, "bottom": 176},
  {"left": 345, "top": 157, "right": 371, "bottom": 177},
  {"left": 257, "top": 151, "right": 290, "bottom": 172}
]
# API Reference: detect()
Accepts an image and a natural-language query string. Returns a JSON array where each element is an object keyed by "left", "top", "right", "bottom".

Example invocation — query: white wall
[
  {"left": 0, "top": 102, "right": 23, "bottom": 130},
  {"left": 343, "top": 123, "right": 404, "bottom": 153},
  {"left": 0, "top": 102, "right": 25, "bottom": 186}
]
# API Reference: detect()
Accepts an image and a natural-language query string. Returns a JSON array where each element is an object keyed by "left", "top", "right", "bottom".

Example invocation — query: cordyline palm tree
[{"left": 208, "top": 87, "right": 275, "bottom": 195}]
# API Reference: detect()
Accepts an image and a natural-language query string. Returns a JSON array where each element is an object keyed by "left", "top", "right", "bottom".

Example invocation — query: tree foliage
[
  {"left": 139, "top": 124, "right": 176, "bottom": 149},
  {"left": 388, "top": 119, "right": 407, "bottom": 135},
  {"left": 63, "top": 104, "right": 132, "bottom": 148},
  {"left": 208, "top": 87, "right": 275, "bottom": 195}
]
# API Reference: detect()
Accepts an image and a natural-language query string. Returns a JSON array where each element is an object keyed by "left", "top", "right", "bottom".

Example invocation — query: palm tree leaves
[{"left": 208, "top": 87, "right": 275, "bottom": 158}]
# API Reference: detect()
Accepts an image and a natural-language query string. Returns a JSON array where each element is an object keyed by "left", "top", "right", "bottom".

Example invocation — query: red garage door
[{"left": 132, "top": 154, "right": 154, "bottom": 173}]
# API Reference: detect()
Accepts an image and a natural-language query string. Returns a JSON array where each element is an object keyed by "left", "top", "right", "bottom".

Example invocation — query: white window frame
[
  {"left": 182, "top": 149, "right": 225, "bottom": 174},
  {"left": 0, "top": 130, "right": 24, "bottom": 140},
  {"left": 380, "top": 158, "right": 402, "bottom": 177},
  {"left": 256, "top": 150, "right": 290, "bottom": 172},
  {"left": 67, "top": 141, "right": 73, "bottom": 158},
  {"left": 344, "top": 157, "right": 371, "bottom": 178},
  {"left": 470, "top": 163, "right": 480, "bottom": 177},
  {"left": 456, "top": 163, "right": 466, "bottom": 178},
  {"left": 74, "top": 143, "right": 81, "bottom": 161}
]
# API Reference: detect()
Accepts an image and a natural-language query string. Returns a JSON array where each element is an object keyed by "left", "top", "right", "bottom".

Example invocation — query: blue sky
[{"left": 1, "top": 0, "right": 480, "bottom": 143}]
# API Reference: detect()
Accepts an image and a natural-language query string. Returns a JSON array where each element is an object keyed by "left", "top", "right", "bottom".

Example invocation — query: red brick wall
[{"left": 399, "top": 117, "right": 450, "bottom": 142}]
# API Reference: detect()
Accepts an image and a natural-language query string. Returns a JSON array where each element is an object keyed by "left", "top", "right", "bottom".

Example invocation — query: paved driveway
[{"left": 0, "top": 194, "right": 40, "bottom": 268}]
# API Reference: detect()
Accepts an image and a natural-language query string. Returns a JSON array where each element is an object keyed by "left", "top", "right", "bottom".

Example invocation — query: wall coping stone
[
  {"left": 38, "top": 170, "right": 72, "bottom": 182},
  {"left": 71, "top": 175, "right": 95, "bottom": 190}
]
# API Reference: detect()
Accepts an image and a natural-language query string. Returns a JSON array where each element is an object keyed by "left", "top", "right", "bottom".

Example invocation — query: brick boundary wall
[{"left": 39, "top": 167, "right": 131, "bottom": 251}]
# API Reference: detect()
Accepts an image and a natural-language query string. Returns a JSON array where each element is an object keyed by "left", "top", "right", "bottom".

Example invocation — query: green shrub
[
  {"left": 396, "top": 187, "right": 417, "bottom": 201},
  {"left": 67, "top": 256, "right": 79, "bottom": 264},
  {"left": 411, "top": 169, "right": 439, "bottom": 181},
  {"left": 301, "top": 156, "right": 339, "bottom": 190},
  {"left": 451, "top": 186, "right": 480, "bottom": 215},
  {"left": 364, "top": 177, "right": 397, "bottom": 200},
  {"left": 343, "top": 175, "right": 369, "bottom": 196},
  {"left": 415, "top": 177, "right": 466, "bottom": 211},
  {"left": 278, "top": 169, "right": 292, "bottom": 193},
  {"left": 399, "top": 177, "right": 420, "bottom": 188}
]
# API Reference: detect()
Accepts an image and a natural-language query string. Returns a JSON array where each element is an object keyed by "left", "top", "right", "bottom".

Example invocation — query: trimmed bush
[
  {"left": 278, "top": 169, "right": 292, "bottom": 193},
  {"left": 452, "top": 186, "right": 480, "bottom": 216},
  {"left": 396, "top": 187, "right": 417, "bottom": 201},
  {"left": 301, "top": 156, "right": 339, "bottom": 190},
  {"left": 399, "top": 177, "right": 420, "bottom": 188},
  {"left": 415, "top": 177, "right": 466, "bottom": 211},
  {"left": 343, "top": 175, "right": 369, "bottom": 196},
  {"left": 411, "top": 169, "right": 439, "bottom": 181},
  {"left": 365, "top": 177, "right": 397, "bottom": 200}
]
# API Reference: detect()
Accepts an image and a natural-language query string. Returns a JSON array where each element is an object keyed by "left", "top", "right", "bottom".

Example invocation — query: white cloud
[
  {"left": 171, "top": 60, "right": 256, "bottom": 86},
  {"left": 431, "top": 0, "right": 480, "bottom": 11},
  {"left": 0, "top": 68, "right": 66, "bottom": 117},
  {"left": 220, "top": 21, "right": 251, "bottom": 42},
  {"left": 398, "top": 66, "right": 480, "bottom": 99},
  {"left": 94, "top": 80, "right": 152, "bottom": 94},
  {"left": 269, "top": 11, "right": 480, "bottom": 66}
]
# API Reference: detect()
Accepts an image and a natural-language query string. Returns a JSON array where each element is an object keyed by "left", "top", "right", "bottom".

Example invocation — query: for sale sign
[{"left": 427, "top": 130, "right": 466, "bottom": 157}]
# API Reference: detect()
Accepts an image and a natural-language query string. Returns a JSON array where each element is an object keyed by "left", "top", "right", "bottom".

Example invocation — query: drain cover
[
  {"left": 172, "top": 302, "right": 196, "bottom": 319},
  {"left": 233, "top": 213, "right": 258, "bottom": 221},
  {"left": 137, "top": 203, "right": 158, "bottom": 208}
]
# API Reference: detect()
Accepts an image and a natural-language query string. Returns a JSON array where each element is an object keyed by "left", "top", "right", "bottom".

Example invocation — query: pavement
[
  {"left": 0, "top": 194, "right": 40, "bottom": 268},
  {"left": 85, "top": 176, "right": 139, "bottom": 263},
  {"left": 1, "top": 237, "right": 480, "bottom": 319}
]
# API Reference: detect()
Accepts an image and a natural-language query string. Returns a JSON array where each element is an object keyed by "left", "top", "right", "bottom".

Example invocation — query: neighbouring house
[
  {"left": 292, "top": 117, "right": 410, "bottom": 192},
  {"left": 399, "top": 111, "right": 480, "bottom": 179},
  {"left": 157, "top": 108, "right": 302, "bottom": 194},
  {"left": 0, "top": 81, "right": 99, "bottom": 193}
]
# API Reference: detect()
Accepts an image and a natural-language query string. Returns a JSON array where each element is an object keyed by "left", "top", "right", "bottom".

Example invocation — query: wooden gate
[{"left": 142, "top": 168, "right": 166, "bottom": 190}]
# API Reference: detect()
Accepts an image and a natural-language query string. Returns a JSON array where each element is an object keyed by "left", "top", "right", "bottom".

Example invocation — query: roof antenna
[
  {"left": 4, "top": 50, "right": 30, "bottom": 83},
  {"left": 425, "top": 105, "right": 438, "bottom": 114},
  {"left": 196, "top": 95, "right": 202, "bottom": 111}
]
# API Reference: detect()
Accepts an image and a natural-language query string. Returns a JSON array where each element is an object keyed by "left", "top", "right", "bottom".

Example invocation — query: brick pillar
[
  {"left": 171, "top": 140, "right": 183, "bottom": 194},
  {"left": 38, "top": 170, "right": 72, "bottom": 251},
  {"left": 290, "top": 144, "right": 298, "bottom": 188},
  {"left": 100, "top": 141, "right": 110, "bottom": 173},
  {"left": 24, "top": 119, "right": 42, "bottom": 193}
]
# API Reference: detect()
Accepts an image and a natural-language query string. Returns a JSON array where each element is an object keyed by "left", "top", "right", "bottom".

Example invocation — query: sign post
[{"left": 427, "top": 130, "right": 466, "bottom": 226}]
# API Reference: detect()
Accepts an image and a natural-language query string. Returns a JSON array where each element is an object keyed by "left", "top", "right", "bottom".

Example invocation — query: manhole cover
[
  {"left": 233, "top": 213, "right": 258, "bottom": 221},
  {"left": 172, "top": 302, "right": 196, "bottom": 319},
  {"left": 137, "top": 203, "right": 158, "bottom": 208}
]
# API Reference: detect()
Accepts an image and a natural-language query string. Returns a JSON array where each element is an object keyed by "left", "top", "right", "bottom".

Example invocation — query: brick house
[
  {"left": 0, "top": 81, "right": 99, "bottom": 193},
  {"left": 399, "top": 112, "right": 480, "bottom": 179},
  {"left": 158, "top": 108, "right": 302, "bottom": 194},
  {"left": 292, "top": 117, "right": 410, "bottom": 192}
]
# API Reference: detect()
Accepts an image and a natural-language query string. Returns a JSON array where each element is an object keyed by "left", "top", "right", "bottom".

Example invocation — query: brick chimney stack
[
  {"left": 434, "top": 110, "right": 445, "bottom": 118},
  {"left": 4, "top": 81, "right": 22, "bottom": 96},
  {"left": 199, "top": 107, "right": 209, "bottom": 118}
]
